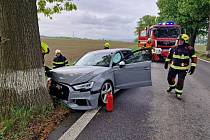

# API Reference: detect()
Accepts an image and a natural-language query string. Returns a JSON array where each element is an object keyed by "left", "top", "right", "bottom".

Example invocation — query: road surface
[{"left": 49, "top": 60, "right": 210, "bottom": 140}]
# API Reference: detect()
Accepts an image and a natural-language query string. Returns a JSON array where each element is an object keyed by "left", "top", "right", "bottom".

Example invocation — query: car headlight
[{"left": 73, "top": 82, "right": 94, "bottom": 90}]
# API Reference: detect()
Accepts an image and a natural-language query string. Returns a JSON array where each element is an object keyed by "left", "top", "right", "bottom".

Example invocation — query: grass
[
  {"left": 0, "top": 101, "right": 71, "bottom": 140},
  {"left": 195, "top": 45, "right": 210, "bottom": 61},
  {"left": 0, "top": 106, "right": 52, "bottom": 140}
]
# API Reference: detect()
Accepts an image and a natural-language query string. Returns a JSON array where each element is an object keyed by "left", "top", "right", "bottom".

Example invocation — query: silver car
[{"left": 48, "top": 48, "right": 152, "bottom": 110}]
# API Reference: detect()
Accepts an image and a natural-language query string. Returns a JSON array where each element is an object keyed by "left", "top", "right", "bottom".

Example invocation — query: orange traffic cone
[{"left": 106, "top": 92, "right": 113, "bottom": 112}]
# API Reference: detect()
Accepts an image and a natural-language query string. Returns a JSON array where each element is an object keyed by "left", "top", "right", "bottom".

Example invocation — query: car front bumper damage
[{"left": 49, "top": 80, "right": 100, "bottom": 110}]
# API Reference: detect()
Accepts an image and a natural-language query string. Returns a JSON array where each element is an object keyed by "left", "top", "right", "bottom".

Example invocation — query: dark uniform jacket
[
  {"left": 53, "top": 55, "right": 69, "bottom": 69},
  {"left": 166, "top": 44, "right": 197, "bottom": 70}
]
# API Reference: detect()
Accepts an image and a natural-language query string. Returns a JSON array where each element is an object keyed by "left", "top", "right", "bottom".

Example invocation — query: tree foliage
[
  {"left": 157, "top": 0, "right": 210, "bottom": 47},
  {"left": 157, "top": 0, "right": 179, "bottom": 21},
  {"left": 37, "top": 0, "right": 77, "bottom": 19},
  {"left": 135, "top": 15, "right": 157, "bottom": 34}
]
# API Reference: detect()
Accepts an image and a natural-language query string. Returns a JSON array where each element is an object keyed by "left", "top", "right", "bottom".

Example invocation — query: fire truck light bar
[{"left": 158, "top": 21, "right": 175, "bottom": 25}]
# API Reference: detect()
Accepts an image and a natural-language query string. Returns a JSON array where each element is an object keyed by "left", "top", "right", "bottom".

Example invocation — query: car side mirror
[{"left": 119, "top": 61, "right": 125, "bottom": 68}]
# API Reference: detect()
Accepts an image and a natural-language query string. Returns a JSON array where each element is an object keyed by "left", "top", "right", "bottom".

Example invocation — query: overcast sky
[{"left": 38, "top": 0, "right": 158, "bottom": 41}]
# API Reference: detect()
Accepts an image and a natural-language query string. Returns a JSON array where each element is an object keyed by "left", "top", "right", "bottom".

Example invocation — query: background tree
[
  {"left": 0, "top": 0, "right": 76, "bottom": 116},
  {"left": 157, "top": 0, "right": 179, "bottom": 21},
  {"left": 177, "top": 0, "right": 209, "bottom": 47},
  {"left": 135, "top": 15, "right": 157, "bottom": 35}
]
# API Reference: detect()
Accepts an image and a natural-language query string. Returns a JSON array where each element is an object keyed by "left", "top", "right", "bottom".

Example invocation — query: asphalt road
[
  {"left": 48, "top": 110, "right": 84, "bottom": 140},
  {"left": 76, "top": 60, "right": 210, "bottom": 140}
]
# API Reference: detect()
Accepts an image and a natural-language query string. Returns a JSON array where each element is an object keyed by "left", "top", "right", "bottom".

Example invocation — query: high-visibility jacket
[
  {"left": 104, "top": 42, "right": 110, "bottom": 49},
  {"left": 145, "top": 42, "right": 153, "bottom": 49},
  {"left": 53, "top": 55, "right": 69, "bottom": 69},
  {"left": 41, "top": 42, "right": 50, "bottom": 55},
  {"left": 165, "top": 44, "right": 197, "bottom": 70}
]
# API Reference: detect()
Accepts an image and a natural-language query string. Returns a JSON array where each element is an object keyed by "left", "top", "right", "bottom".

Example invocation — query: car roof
[{"left": 88, "top": 48, "right": 132, "bottom": 54}]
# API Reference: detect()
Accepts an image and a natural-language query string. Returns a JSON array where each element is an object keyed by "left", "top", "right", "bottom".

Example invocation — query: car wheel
[{"left": 99, "top": 81, "right": 113, "bottom": 105}]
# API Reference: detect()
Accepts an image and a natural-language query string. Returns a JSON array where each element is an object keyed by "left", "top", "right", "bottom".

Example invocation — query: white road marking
[
  {"left": 59, "top": 107, "right": 101, "bottom": 140},
  {"left": 198, "top": 58, "right": 210, "bottom": 63}
]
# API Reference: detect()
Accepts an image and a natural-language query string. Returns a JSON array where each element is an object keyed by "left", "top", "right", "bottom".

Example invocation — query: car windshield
[
  {"left": 75, "top": 51, "right": 112, "bottom": 67},
  {"left": 154, "top": 27, "right": 180, "bottom": 38}
]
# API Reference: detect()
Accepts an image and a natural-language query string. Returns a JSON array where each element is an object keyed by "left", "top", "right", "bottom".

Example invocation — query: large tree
[
  {"left": 0, "top": 0, "right": 76, "bottom": 116},
  {"left": 37, "top": 0, "right": 77, "bottom": 18}
]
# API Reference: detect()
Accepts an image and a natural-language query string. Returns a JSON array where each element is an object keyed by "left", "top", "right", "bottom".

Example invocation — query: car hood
[{"left": 50, "top": 66, "right": 109, "bottom": 85}]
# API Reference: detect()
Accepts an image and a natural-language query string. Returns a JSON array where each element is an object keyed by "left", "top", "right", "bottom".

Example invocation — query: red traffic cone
[{"left": 106, "top": 92, "right": 113, "bottom": 112}]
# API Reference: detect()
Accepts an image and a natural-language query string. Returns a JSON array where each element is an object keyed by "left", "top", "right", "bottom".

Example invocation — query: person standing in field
[
  {"left": 104, "top": 40, "right": 110, "bottom": 49},
  {"left": 52, "top": 49, "right": 69, "bottom": 69}
]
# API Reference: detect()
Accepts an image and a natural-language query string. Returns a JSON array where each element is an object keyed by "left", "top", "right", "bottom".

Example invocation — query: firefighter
[
  {"left": 104, "top": 41, "right": 110, "bottom": 49},
  {"left": 143, "top": 38, "right": 153, "bottom": 60},
  {"left": 164, "top": 34, "right": 197, "bottom": 99},
  {"left": 41, "top": 41, "right": 50, "bottom": 64},
  {"left": 52, "top": 49, "right": 69, "bottom": 69},
  {"left": 144, "top": 38, "right": 153, "bottom": 49}
]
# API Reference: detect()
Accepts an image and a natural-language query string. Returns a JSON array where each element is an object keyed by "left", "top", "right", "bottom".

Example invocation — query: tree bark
[
  {"left": 189, "top": 27, "right": 198, "bottom": 48},
  {"left": 0, "top": 0, "right": 52, "bottom": 116},
  {"left": 206, "top": 15, "right": 210, "bottom": 58}
]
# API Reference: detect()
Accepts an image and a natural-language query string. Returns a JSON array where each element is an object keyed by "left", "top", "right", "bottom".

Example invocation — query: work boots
[
  {"left": 175, "top": 92, "right": 182, "bottom": 100},
  {"left": 167, "top": 87, "right": 175, "bottom": 92}
]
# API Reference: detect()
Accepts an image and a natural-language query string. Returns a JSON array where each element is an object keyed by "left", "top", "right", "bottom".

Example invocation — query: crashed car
[{"left": 47, "top": 48, "right": 152, "bottom": 110}]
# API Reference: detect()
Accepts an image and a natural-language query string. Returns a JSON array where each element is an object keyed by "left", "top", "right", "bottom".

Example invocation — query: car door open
[{"left": 114, "top": 49, "right": 152, "bottom": 89}]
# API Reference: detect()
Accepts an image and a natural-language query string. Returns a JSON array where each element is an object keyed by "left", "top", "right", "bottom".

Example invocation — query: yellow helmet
[
  {"left": 104, "top": 42, "right": 110, "bottom": 49},
  {"left": 179, "top": 34, "right": 189, "bottom": 43}
]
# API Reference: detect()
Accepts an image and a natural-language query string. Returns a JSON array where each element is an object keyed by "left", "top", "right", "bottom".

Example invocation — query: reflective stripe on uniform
[
  {"left": 53, "top": 61, "right": 65, "bottom": 65},
  {"left": 173, "top": 54, "right": 190, "bottom": 59},
  {"left": 191, "top": 63, "right": 196, "bottom": 67},
  {"left": 165, "top": 58, "right": 171, "bottom": 62},
  {"left": 170, "top": 64, "right": 190, "bottom": 70},
  {"left": 169, "top": 84, "right": 176, "bottom": 87},
  {"left": 175, "top": 88, "right": 183, "bottom": 93}
]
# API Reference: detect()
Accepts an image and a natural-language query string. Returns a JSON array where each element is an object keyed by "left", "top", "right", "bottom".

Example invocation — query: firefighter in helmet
[
  {"left": 144, "top": 38, "right": 153, "bottom": 49},
  {"left": 104, "top": 40, "right": 110, "bottom": 49},
  {"left": 52, "top": 49, "right": 69, "bottom": 69},
  {"left": 143, "top": 38, "right": 153, "bottom": 60},
  {"left": 164, "top": 34, "right": 197, "bottom": 99}
]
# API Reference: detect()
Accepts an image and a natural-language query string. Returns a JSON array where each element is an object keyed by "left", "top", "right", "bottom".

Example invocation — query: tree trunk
[
  {"left": 206, "top": 15, "right": 210, "bottom": 58},
  {"left": 189, "top": 27, "right": 198, "bottom": 48},
  {"left": 0, "top": 0, "right": 52, "bottom": 116}
]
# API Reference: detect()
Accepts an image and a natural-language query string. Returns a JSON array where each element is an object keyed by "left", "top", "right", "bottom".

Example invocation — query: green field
[{"left": 42, "top": 37, "right": 136, "bottom": 67}]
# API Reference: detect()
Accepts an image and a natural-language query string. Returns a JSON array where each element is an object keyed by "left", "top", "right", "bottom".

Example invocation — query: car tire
[{"left": 98, "top": 81, "right": 113, "bottom": 106}]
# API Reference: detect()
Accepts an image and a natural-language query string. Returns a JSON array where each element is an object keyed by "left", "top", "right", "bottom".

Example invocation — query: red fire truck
[{"left": 138, "top": 21, "right": 181, "bottom": 61}]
